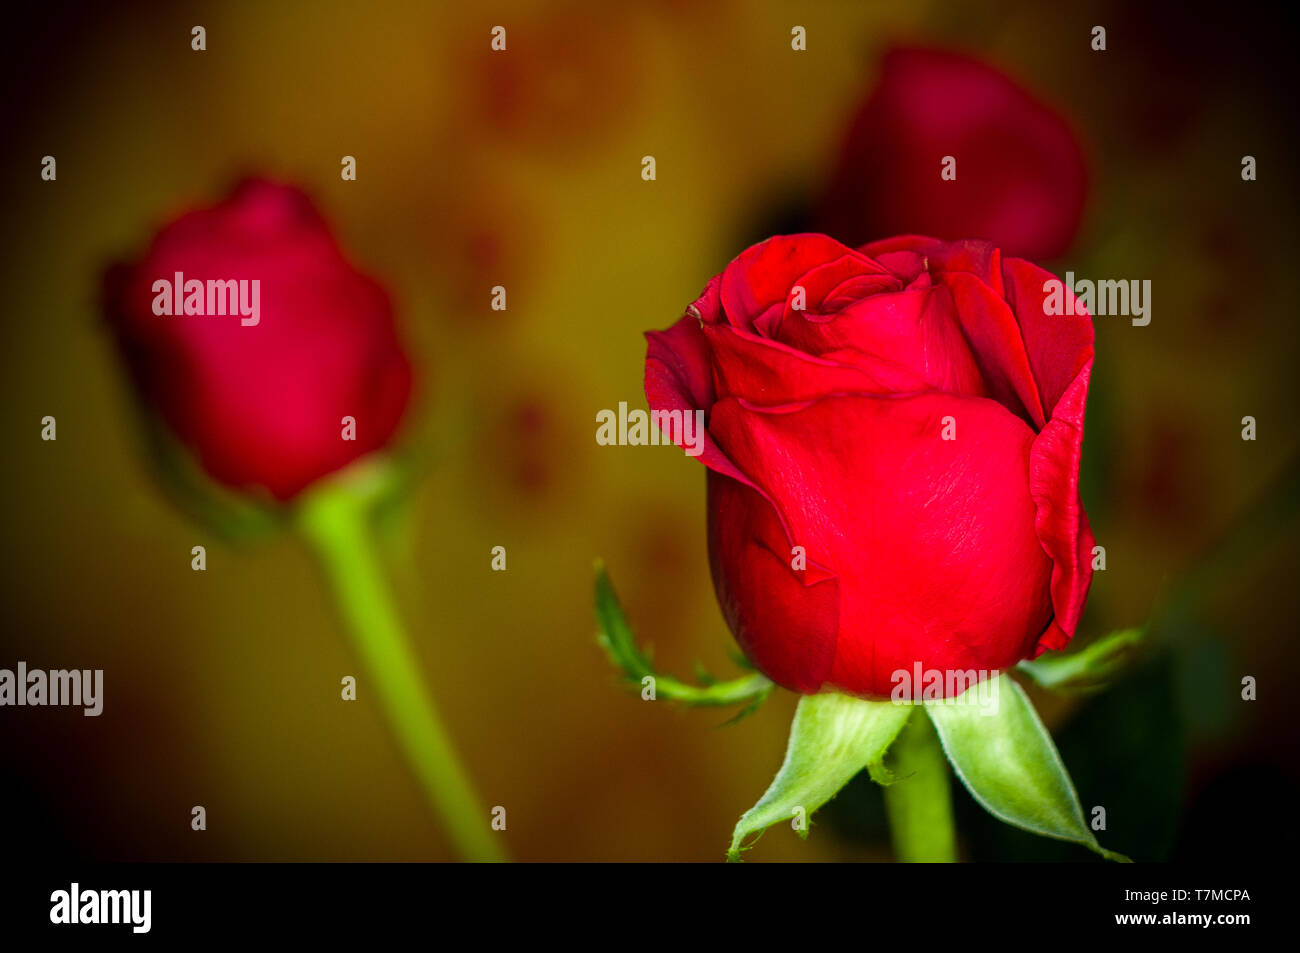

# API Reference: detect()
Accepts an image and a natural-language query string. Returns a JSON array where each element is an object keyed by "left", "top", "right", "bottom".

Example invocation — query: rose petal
[
  {"left": 645, "top": 314, "right": 832, "bottom": 579},
  {"left": 708, "top": 391, "right": 1053, "bottom": 696},
  {"left": 860, "top": 234, "right": 1005, "bottom": 294},
  {"left": 707, "top": 470, "right": 841, "bottom": 693},
  {"left": 704, "top": 324, "right": 929, "bottom": 407},
  {"left": 1028, "top": 362, "right": 1094, "bottom": 653},
  {"left": 1002, "top": 256, "right": 1095, "bottom": 418},
  {"left": 779, "top": 284, "right": 988, "bottom": 399},
  {"left": 686, "top": 272, "right": 724, "bottom": 325},
  {"left": 941, "top": 271, "right": 1047, "bottom": 427},
  {"left": 720, "top": 234, "right": 888, "bottom": 332},
  {"left": 644, "top": 315, "right": 753, "bottom": 490}
]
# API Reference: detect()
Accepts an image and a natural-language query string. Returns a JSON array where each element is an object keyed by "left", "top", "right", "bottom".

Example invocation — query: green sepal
[
  {"left": 866, "top": 760, "right": 899, "bottom": 786},
  {"left": 728, "top": 692, "right": 913, "bottom": 861},
  {"left": 593, "top": 560, "right": 772, "bottom": 708},
  {"left": 133, "top": 404, "right": 282, "bottom": 542},
  {"left": 925, "top": 673, "right": 1130, "bottom": 862},
  {"left": 1018, "top": 626, "right": 1146, "bottom": 693}
]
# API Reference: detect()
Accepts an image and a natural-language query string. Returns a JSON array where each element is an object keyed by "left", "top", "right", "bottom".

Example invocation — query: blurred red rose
[
  {"left": 104, "top": 179, "right": 413, "bottom": 501},
  {"left": 817, "top": 47, "right": 1089, "bottom": 263},
  {"left": 645, "top": 233, "right": 1094, "bottom": 697}
]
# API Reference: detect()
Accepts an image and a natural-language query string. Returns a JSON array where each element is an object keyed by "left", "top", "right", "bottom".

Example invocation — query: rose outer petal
[
  {"left": 707, "top": 470, "right": 841, "bottom": 693},
  {"left": 1028, "top": 363, "right": 1095, "bottom": 653},
  {"left": 707, "top": 390, "right": 1054, "bottom": 697},
  {"left": 643, "top": 315, "right": 754, "bottom": 490}
]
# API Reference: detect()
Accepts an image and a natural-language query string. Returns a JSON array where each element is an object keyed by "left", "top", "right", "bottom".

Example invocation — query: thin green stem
[
  {"left": 594, "top": 560, "right": 773, "bottom": 708},
  {"left": 881, "top": 712, "right": 957, "bottom": 863},
  {"left": 296, "top": 473, "right": 506, "bottom": 863}
]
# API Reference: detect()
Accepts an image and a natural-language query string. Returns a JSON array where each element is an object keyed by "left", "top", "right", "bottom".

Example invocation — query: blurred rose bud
[
  {"left": 818, "top": 46, "right": 1089, "bottom": 262},
  {"left": 104, "top": 179, "right": 413, "bottom": 501},
  {"left": 645, "top": 234, "right": 1094, "bottom": 697}
]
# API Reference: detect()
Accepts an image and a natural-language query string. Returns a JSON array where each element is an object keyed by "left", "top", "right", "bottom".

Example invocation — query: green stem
[
  {"left": 594, "top": 561, "right": 773, "bottom": 708},
  {"left": 881, "top": 712, "right": 957, "bottom": 862},
  {"left": 296, "top": 472, "right": 506, "bottom": 863}
]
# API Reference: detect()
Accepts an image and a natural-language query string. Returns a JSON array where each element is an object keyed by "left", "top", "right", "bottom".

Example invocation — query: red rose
[
  {"left": 104, "top": 179, "right": 413, "bottom": 501},
  {"left": 817, "top": 46, "right": 1088, "bottom": 263},
  {"left": 645, "top": 234, "right": 1094, "bottom": 697}
]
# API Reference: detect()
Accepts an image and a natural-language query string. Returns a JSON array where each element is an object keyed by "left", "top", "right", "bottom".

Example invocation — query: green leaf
[
  {"left": 1018, "top": 626, "right": 1146, "bottom": 693},
  {"left": 925, "top": 674, "right": 1130, "bottom": 862},
  {"left": 594, "top": 560, "right": 772, "bottom": 708},
  {"left": 728, "top": 693, "right": 913, "bottom": 861}
]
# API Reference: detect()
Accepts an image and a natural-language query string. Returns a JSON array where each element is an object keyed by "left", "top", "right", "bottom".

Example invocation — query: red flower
[
  {"left": 818, "top": 46, "right": 1088, "bottom": 263},
  {"left": 645, "top": 234, "right": 1094, "bottom": 697},
  {"left": 104, "top": 180, "right": 413, "bottom": 501}
]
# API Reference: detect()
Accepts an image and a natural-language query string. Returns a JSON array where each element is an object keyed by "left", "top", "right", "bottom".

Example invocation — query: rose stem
[
  {"left": 296, "top": 480, "right": 506, "bottom": 863},
  {"left": 881, "top": 711, "right": 957, "bottom": 863}
]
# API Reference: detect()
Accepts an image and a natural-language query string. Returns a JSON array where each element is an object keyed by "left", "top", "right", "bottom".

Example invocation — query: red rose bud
[
  {"left": 645, "top": 234, "right": 1095, "bottom": 698},
  {"left": 818, "top": 46, "right": 1088, "bottom": 263},
  {"left": 104, "top": 179, "right": 413, "bottom": 501}
]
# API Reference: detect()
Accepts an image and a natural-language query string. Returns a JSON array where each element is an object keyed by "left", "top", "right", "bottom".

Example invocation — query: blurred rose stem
[
  {"left": 296, "top": 466, "right": 506, "bottom": 863},
  {"left": 881, "top": 713, "right": 956, "bottom": 862}
]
